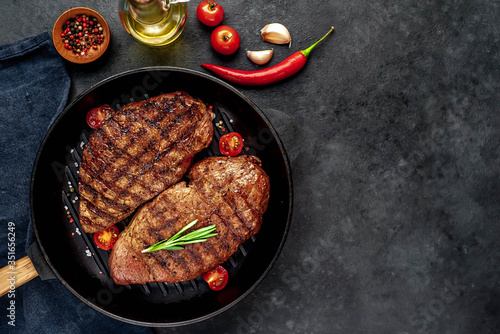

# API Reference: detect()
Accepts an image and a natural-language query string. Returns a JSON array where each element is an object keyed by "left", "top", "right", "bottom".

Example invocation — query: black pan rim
[{"left": 30, "top": 66, "right": 293, "bottom": 327}]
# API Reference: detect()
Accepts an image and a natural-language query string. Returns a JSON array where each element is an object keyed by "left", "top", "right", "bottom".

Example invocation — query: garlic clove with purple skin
[
  {"left": 246, "top": 49, "right": 274, "bottom": 65},
  {"left": 260, "top": 23, "right": 291, "bottom": 47}
]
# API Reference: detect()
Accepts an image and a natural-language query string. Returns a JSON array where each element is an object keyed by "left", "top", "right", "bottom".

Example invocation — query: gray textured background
[{"left": 2, "top": 0, "right": 500, "bottom": 333}]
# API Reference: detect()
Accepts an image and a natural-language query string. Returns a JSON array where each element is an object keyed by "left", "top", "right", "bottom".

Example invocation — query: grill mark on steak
[
  {"left": 169, "top": 248, "right": 192, "bottom": 281},
  {"left": 82, "top": 157, "right": 150, "bottom": 205},
  {"left": 80, "top": 197, "right": 129, "bottom": 224},
  {"left": 109, "top": 155, "right": 270, "bottom": 285},
  {"left": 150, "top": 122, "right": 197, "bottom": 166},
  {"left": 144, "top": 186, "right": 202, "bottom": 282},
  {"left": 79, "top": 182, "right": 130, "bottom": 214},
  {"left": 86, "top": 96, "right": 198, "bottom": 198},
  {"left": 97, "top": 117, "right": 160, "bottom": 197},
  {"left": 186, "top": 241, "right": 207, "bottom": 273},
  {"left": 79, "top": 166, "right": 142, "bottom": 206},
  {"left": 193, "top": 184, "right": 242, "bottom": 248},
  {"left": 192, "top": 171, "right": 252, "bottom": 242},
  {"left": 82, "top": 135, "right": 145, "bottom": 194},
  {"left": 128, "top": 107, "right": 199, "bottom": 193},
  {"left": 206, "top": 215, "right": 234, "bottom": 258},
  {"left": 225, "top": 190, "right": 259, "bottom": 234},
  {"left": 79, "top": 91, "right": 214, "bottom": 233},
  {"left": 147, "top": 193, "right": 196, "bottom": 281},
  {"left": 197, "top": 230, "right": 224, "bottom": 264}
]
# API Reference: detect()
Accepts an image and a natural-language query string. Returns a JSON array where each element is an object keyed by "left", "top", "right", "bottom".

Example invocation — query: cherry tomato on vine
[
  {"left": 197, "top": 0, "right": 224, "bottom": 27},
  {"left": 219, "top": 132, "right": 244, "bottom": 156},
  {"left": 86, "top": 104, "right": 113, "bottom": 129},
  {"left": 211, "top": 25, "right": 240, "bottom": 55},
  {"left": 93, "top": 225, "right": 119, "bottom": 250},
  {"left": 203, "top": 265, "right": 228, "bottom": 291}
]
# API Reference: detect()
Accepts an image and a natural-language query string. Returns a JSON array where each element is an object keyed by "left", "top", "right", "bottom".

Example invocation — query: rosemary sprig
[{"left": 141, "top": 219, "right": 218, "bottom": 253}]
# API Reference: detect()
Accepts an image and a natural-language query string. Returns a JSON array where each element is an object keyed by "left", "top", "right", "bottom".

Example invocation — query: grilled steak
[
  {"left": 109, "top": 155, "right": 270, "bottom": 285},
  {"left": 78, "top": 91, "right": 214, "bottom": 234}
]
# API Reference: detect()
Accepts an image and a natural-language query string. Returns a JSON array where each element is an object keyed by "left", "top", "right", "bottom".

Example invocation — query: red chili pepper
[{"left": 201, "top": 26, "right": 334, "bottom": 86}]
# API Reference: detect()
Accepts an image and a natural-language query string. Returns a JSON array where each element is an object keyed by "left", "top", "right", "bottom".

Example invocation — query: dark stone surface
[{"left": 2, "top": 0, "right": 500, "bottom": 333}]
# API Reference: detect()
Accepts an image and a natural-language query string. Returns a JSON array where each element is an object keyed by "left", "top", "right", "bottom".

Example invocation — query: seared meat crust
[
  {"left": 109, "top": 155, "right": 270, "bottom": 285},
  {"left": 78, "top": 91, "right": 214, "bottom": 233}
]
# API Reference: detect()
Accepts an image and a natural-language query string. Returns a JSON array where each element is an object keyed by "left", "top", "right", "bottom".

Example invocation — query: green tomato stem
[
  {"left": 207, "top": 0, "right": 217, "bottom": 11},
  {"left": 301, "top": 26, "right": 334, "bottom": 58}
]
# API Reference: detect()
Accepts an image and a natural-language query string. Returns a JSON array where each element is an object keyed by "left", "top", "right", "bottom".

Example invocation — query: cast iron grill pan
[{"left": 30, "top": 67, "right": 292, "bottom": 326}]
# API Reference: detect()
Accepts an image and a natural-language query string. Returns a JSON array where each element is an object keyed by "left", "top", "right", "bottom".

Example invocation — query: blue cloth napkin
[{"left": 0, "top": 32, "right": 153, "bottom": 333}]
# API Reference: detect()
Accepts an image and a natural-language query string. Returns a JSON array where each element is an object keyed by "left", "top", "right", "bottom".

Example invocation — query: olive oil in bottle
[{"left": 118, "top": 0, "right": 187, "bottom": 46}]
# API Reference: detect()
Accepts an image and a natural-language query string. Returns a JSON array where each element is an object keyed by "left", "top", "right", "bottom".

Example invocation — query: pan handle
[{"left": 0, "top": 256, "right": 39, "bottom": 297}]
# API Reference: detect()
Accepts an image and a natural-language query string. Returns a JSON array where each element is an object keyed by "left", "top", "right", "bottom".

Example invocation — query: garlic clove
[
  {"left": 260, "top": 23, "right": 291, "bottom": 47},
  {"left": 247, "top": 49, "right": 274, "bottom": 65}
]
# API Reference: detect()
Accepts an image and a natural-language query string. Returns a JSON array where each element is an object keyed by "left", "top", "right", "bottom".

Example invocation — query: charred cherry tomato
[
  {"left": 203, "top": 265, "right": 228, "bottom": 291},
  {"left": 211, "top": 25, "right": 240, "bottom": 55},
  {"left": 219, "top": 132, "right": 243, "bottom": 156},
  {"left": 93, "top": 225, "right": 119, "bottom": 250},
  {"left": 197, "top": 0, "right": 224, "bottom": 27},
  {"left": 86, "top": 104, "right": 113, "bottom": 129}
]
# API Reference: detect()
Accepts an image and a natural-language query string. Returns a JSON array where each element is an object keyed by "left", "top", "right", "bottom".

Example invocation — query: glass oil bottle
[{"left": 118, "top": 0, "right": 188, "bottom": 46}]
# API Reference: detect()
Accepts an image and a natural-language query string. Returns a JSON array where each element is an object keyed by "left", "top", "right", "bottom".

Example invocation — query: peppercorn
[{"left": 60, "top": 14, "right": 105, "bottom": 57}]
